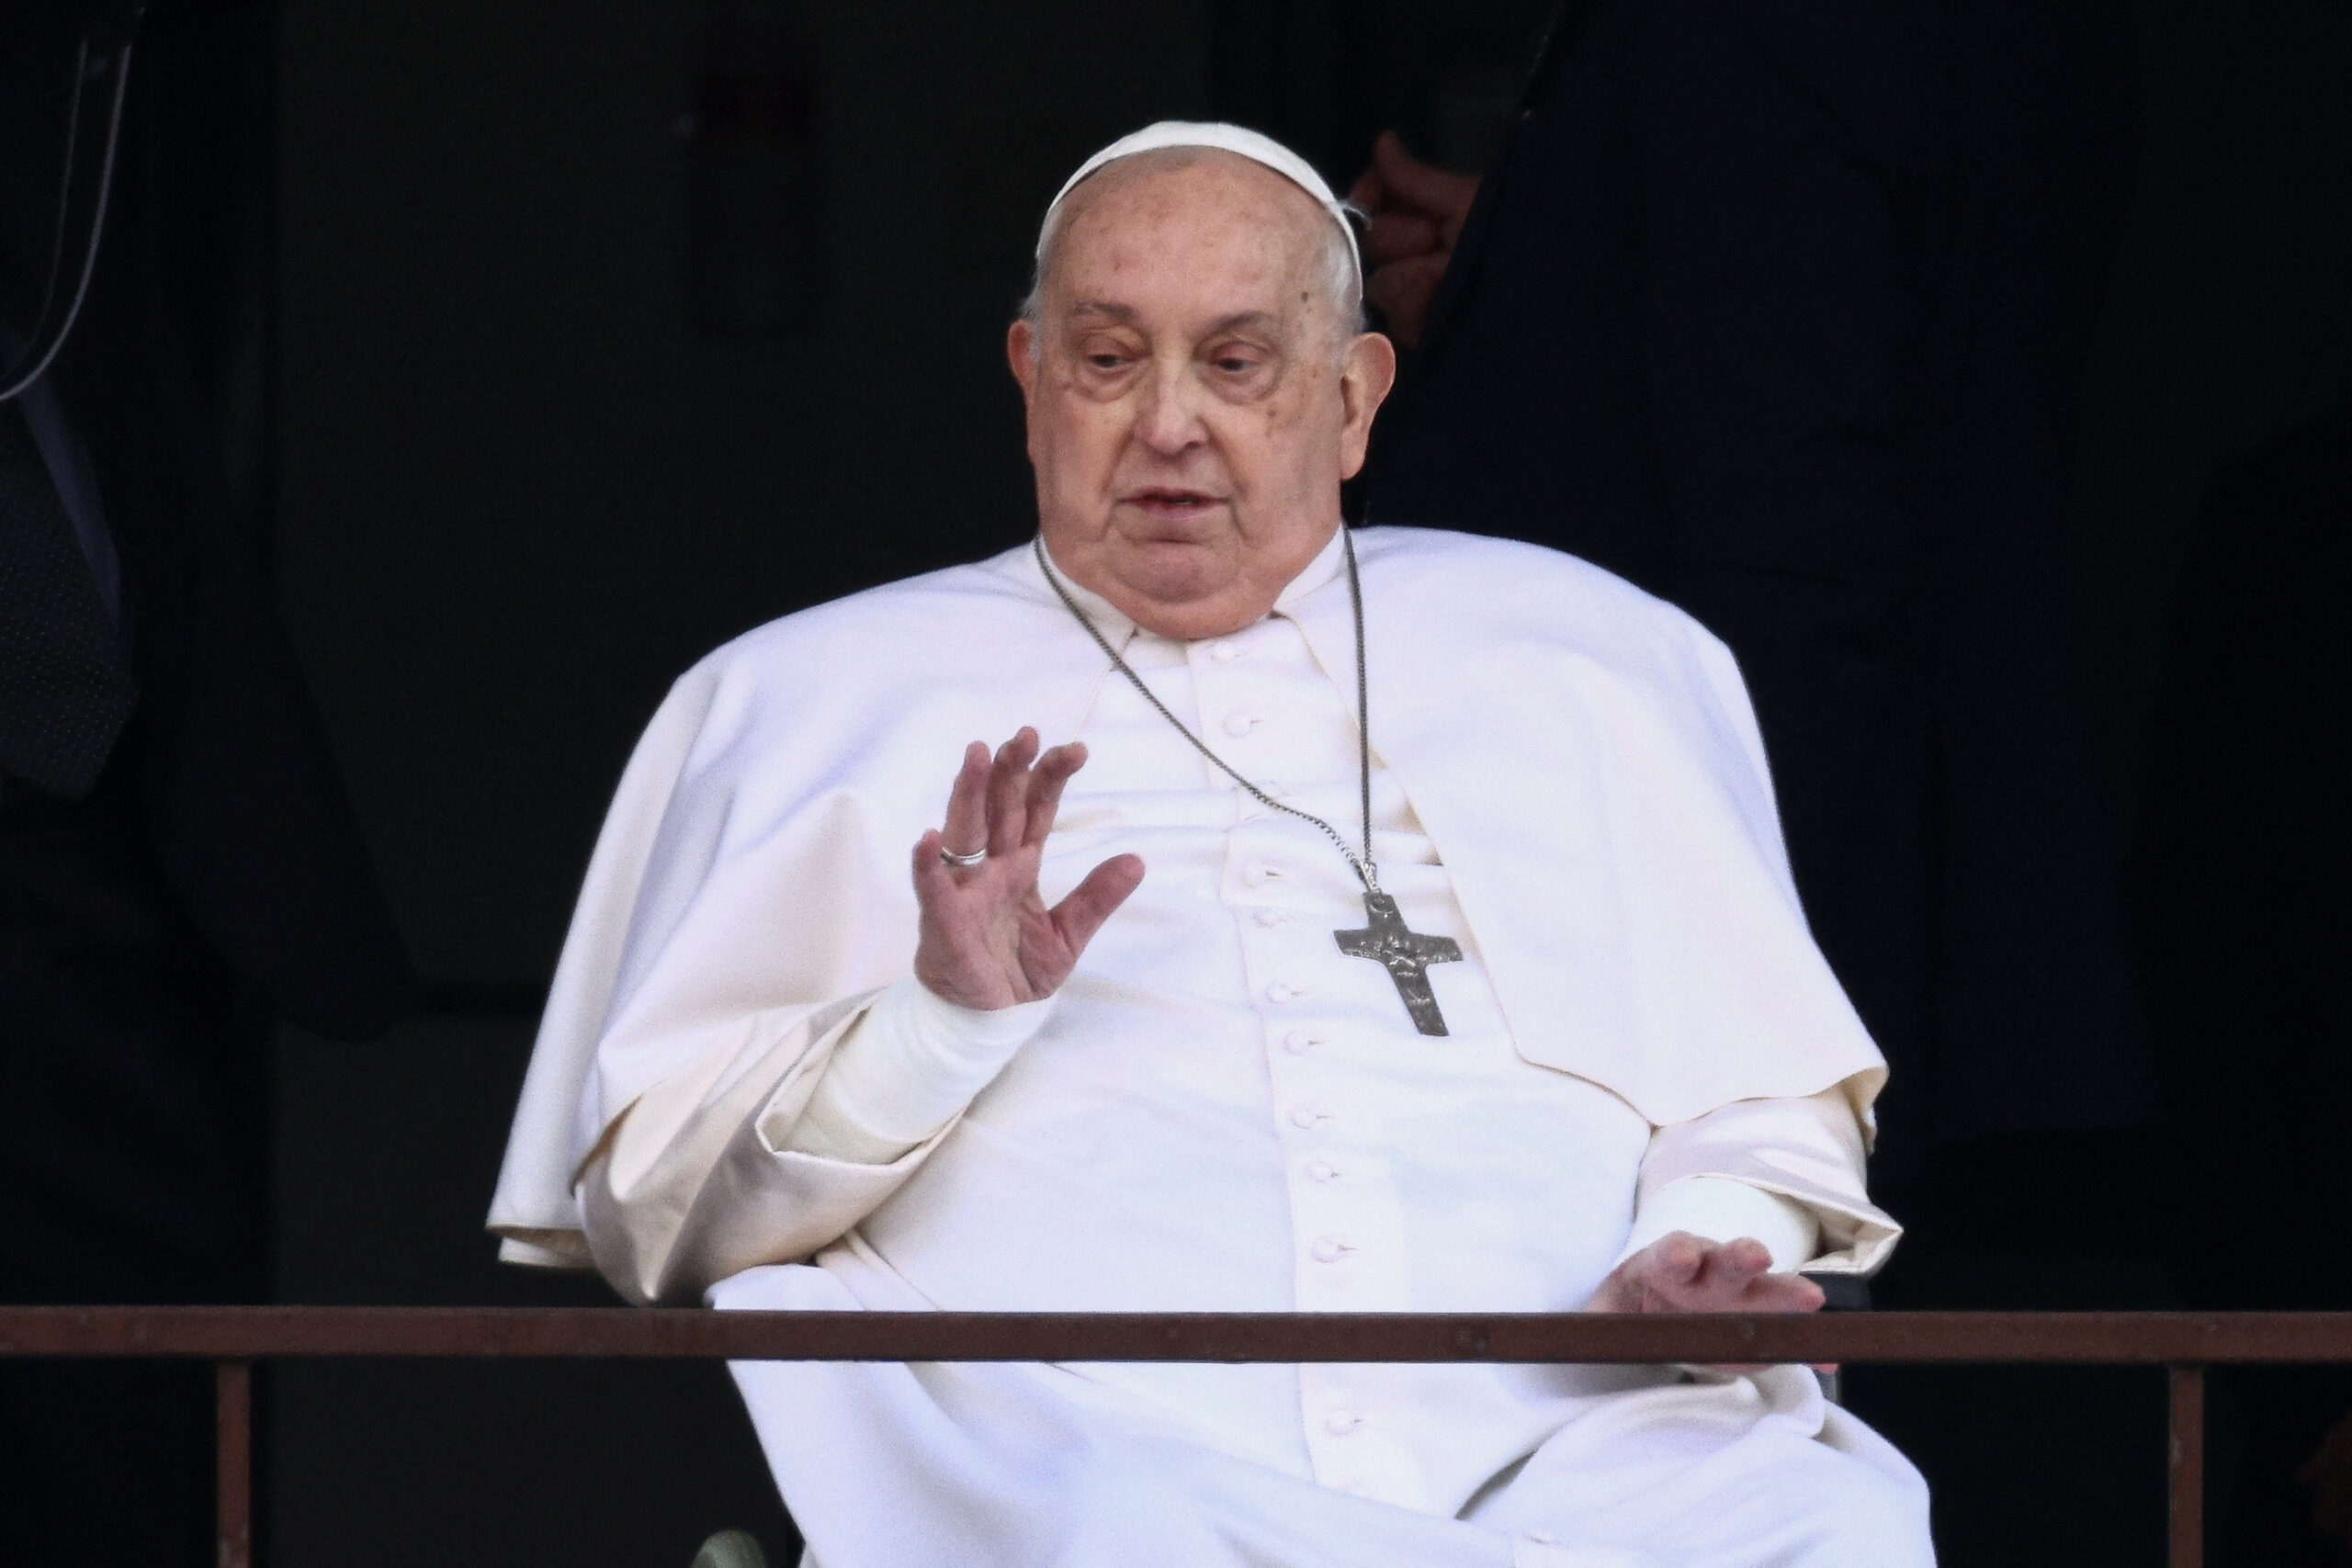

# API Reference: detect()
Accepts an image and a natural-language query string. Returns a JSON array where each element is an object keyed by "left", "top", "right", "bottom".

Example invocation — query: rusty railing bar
[
  {"left": 100, "top": 1313, "right": 2294, "bottom": 1568},
  {"left": 217, "top": 1359, "right": 253, "bottom": 1568},
  {"left": 2170, "top": 1363, "right": 2206, "bottom": 1568},
  {"left": 6, "top": 1306, "right": 2352, "bottom": 1364}
]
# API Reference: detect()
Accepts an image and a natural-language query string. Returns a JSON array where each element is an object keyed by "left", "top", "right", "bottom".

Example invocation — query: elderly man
[{"left": 490, "top": 123, "right": 1931, "bottom": 1568}]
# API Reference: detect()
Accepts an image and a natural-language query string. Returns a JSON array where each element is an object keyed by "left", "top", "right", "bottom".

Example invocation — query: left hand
[{"left": 1586, "top": 1232, "right": 1830, "bottom": 1373}]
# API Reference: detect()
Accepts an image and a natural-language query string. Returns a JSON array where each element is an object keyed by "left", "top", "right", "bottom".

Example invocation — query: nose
[{"left": 1134, "top": 352, "right": 1209, "bottom": 457}]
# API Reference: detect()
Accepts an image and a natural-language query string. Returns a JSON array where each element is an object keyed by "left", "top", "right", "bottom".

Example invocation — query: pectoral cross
[{"left": 1335, "top": 891, "right": 1463, "bottom": 1036}]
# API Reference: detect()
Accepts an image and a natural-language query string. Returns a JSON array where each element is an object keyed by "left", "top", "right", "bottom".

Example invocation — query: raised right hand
[{"left": 910, "top": 728, "right": 1144, "bottom": 1011}]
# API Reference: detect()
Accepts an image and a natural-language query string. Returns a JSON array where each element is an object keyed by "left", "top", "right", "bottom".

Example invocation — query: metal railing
[{"left": 10, "top": 1306, "right": 2352, "bottom": 1568}]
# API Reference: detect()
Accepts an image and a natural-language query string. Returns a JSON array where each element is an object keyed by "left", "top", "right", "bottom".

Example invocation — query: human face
[{"left": 1009, "top": 152, "right": 1396, "bottom": 641}]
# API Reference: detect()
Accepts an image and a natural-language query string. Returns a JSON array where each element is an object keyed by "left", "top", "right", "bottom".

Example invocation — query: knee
[{"left": 1803, "top": 1455, "right": 1934, "bottom": 1566}]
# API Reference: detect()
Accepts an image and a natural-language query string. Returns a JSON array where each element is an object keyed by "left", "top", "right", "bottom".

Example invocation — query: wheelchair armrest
[{"left": 1803, "top": 1273, "right": 1871, "bottom": 1313}]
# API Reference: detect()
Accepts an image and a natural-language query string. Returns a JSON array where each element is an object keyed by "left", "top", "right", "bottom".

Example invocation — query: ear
[
  {"left": 1007, "top": 319, "right": 1038, "bottom": 401},
  {"left": 1008, "top": 319, "right": 1044, "bottom": 465},
  {"left": 1336, "top": 330, "right": 1398, "bottom": 481}
]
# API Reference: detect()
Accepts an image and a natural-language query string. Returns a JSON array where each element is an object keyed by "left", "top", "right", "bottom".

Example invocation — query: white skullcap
[{"left": 1038, "top": 120, "right": 1362, "bottom": 286}]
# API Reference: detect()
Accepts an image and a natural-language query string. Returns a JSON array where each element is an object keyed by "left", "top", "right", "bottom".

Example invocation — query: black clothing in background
[
  {"left": 1, "top": 5, "right": 414, "bottom": 1563},
  {"left": 1361, "top": 2, "right": 2169, "bottom": 1560},
  {"left": 2134, "top": 399, "right": 2352, "bottom": 1566},
  {"left": 0, "top": 0, "right": 413, "bottom": 1038},
  {"left": 1364, "top": 0, "right": 2157, "bottom": 1182}
]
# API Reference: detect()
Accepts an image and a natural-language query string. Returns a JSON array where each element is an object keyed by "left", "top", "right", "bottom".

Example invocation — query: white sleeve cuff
[
  {"left": 780, "top": 978, "right": 1056, "bottom": 1165},
  {"left": 1617, "top": 1175, "right": 1823, "bottom": 1275}
]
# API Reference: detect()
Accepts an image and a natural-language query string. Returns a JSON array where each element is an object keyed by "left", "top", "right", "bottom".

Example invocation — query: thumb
[{"left": 1049, "top": 852, "right": 1146, "bottom": 955}]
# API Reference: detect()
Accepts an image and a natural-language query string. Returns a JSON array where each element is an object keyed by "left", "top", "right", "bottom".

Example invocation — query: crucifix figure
[{"left": 1335, "top": 891, "right": 1463, "bottom": 1036}]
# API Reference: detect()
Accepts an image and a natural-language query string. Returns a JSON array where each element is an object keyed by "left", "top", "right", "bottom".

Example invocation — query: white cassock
[{"left": 489, "top": 526, "right": 1935, "bottom": 1568}]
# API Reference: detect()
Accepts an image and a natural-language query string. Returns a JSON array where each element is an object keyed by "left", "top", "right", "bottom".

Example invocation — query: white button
[
  {"left": 1209, "top": 640, "right": 1241, "bottom": 662},
  {"left": 1525, "top": 1532, "right": 1558, "bottom": 1546},
  {"left": 1290, "top": 1106, "right": 1329, "bottom": 1129},
  {"left": 1254, "top": 908, "right": 1289, "bottom": 928},
  {"left": 1283, "top": 1029, "right": 1319, "bottom": 1055},
  {"left": 1266, "top": 980, "right": 1305, "bottom": 1003},
  {"left": 1305, "top": 1159, "right": 1339, "bottom": 1182},
  {"left": 1242, "top": 863, "right": 1278, "bottom": 887},
  {"left": 1223, "top": 712, "right": 1257, "bottom": 737},
  {"left": 1310, "top": 1235, "right": 1354, "bottom": 1262},
  {"left": 1324, "top": 1411, "right": 1363, "bottom": 1435}
]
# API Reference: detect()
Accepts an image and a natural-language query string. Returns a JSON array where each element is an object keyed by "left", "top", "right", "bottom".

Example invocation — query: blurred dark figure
[
  {"left": 2135, "top": 396, "right": 2351, "bottom": 1567},
  {"left": 1353, "top": 0, "right": 2166, "bottom": 1560},
  {"left": 1, "top": 3, "right": 414, "bottom": 1562}
]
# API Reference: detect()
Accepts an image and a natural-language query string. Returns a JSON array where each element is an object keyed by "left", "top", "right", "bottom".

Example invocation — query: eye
[{"left": 1085, "top": 352, "right": 1129, "bottom": 370}]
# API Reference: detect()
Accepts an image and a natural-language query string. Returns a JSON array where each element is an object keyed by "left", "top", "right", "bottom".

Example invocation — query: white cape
[{"left": 488, "top": 526, "right": 1885, "bottom": 1267}]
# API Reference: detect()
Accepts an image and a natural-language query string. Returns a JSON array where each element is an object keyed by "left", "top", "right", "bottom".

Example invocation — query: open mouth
[{"left": 1124, "top": 489, "right": 1223, "bottom": 523}]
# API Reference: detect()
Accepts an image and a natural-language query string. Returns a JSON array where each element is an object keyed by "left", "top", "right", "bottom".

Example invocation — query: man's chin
[
  {"left": 1110, "top": 549, "right": 1241, "bottom": 606},
  {"left": 1037, "top": 526, "right": 1264, "bottom": 636}
]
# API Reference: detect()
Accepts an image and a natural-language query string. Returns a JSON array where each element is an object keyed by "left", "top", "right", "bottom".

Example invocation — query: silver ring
[{"left": 939, "top": 844, "right": 989, "bottom": 868}]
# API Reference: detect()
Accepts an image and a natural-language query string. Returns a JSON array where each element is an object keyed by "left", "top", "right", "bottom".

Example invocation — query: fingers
[
  {"left": 910, "top": 828, "right": 956, "bottom": 906},
  {"left": 939, "top": 740, "right": 992, "bottom": 861},
  {"left": 1746, "top": 1272, "right": 1826, "bottom": 1314},
  {"left": 1363, "top": 209, "right": 1441, "bottom": 266},
  {"left": 1347, "top": 134, "right": 1413, "bottom": 215},
  {"left": 985, "top": 728, "right": 1041, "bottom": 855},
  {"left": 1616, "top": 1234, "right": 1819, "bottom": 1314},
  {"left": 1371, "top": 132, "right": 1480, "bottom": 237},
  {"left": 1365, "top": 254, "right": 1451, "bottom": 351},
  {"left": 1683, "top": 1236, "right": 1775, "bottom": 1309},
  {"left": 1703, "top": 1236, "right": 1774, "bottom": 1285},
  {"left": 1592, "top": 1234, "right": 1833, "bottom": 1375},
  {"left": 923, "top": 730, "right": 1086, "bottom": 877},
  {"left": 1051, "top": 852, "right": 1147, "bottom": 955},
  {"left": 1024, "top": 741, "right": 1089, "bottom": 846},
  {"left": 1582, "top": 1234, "right": 1700, "bottom": 1315}
]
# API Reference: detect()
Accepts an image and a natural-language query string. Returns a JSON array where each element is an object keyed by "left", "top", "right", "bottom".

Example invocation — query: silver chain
[{"left": 1034, "top": 533, "right": 1380, "bottom": 895}]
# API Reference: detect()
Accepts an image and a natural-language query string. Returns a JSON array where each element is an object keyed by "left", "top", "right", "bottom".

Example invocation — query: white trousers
[{"left": 715, "top": 1265, "right": 1934, "bottom": 1568}]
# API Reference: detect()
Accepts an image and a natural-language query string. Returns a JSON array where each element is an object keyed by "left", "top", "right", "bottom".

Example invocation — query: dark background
[{"left": 113, "top": 0, "right": 2347, "bottom": 1560}]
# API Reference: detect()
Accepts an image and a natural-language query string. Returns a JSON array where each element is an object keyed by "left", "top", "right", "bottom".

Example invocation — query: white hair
[{"left": 1018, "top": 149, "right": 1366, "bottom": 355}]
